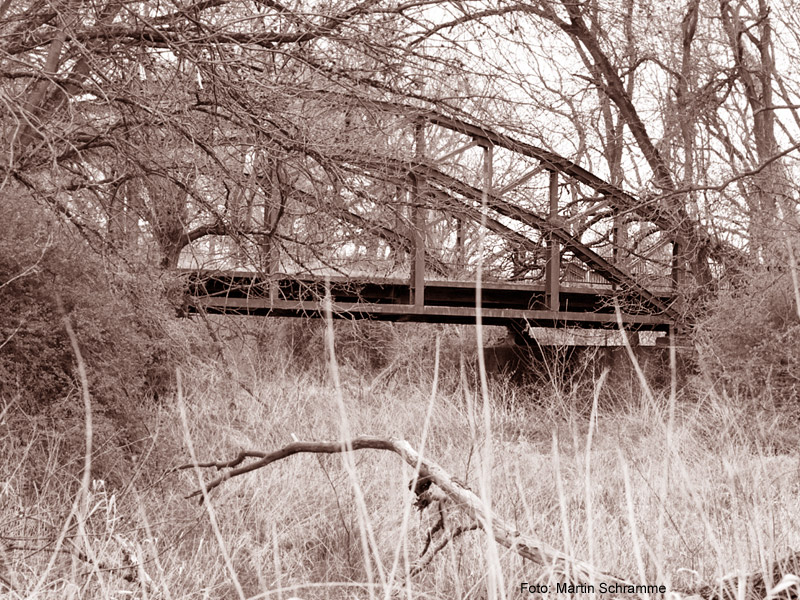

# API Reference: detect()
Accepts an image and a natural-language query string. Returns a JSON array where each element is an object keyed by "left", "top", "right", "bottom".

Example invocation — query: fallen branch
[
  {"left": 410, "top": 522, "right": 480, "bottom": 577},
  {"left": 176, "top": 437, "right": 800, "bottom": 599},
  {"left": 176, "top": 436, "right": 629, "bottom": 586}
]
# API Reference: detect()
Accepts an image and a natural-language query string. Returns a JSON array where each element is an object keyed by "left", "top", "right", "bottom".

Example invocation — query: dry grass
[{"left": 1, "top": 323, "right": 799, "bottom": 600}]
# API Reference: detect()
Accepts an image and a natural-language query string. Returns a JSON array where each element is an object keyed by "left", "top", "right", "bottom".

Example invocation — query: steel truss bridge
[{"left": 185, "top": 96, "right": 681, "bottom": 334}]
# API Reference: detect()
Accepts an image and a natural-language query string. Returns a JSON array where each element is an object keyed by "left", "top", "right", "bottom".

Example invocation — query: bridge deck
[{"left": 184, "top": 271, "right": 674, "bottom": 330}]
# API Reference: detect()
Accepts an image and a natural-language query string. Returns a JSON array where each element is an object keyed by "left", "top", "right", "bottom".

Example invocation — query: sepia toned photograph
[{"left": 1, "top": 0, "right": 799, "bottom": 598}]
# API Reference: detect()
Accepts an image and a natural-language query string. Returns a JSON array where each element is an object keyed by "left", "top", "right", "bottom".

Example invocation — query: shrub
[
  {"left": 253, "top": 318, "right": 488, "bottom": 387},
  {"left": 693, "top": 268, "right": 800, "bottom": 412},
  {"left": 0, "top": 200, "right": 185, "bottom": 412}
]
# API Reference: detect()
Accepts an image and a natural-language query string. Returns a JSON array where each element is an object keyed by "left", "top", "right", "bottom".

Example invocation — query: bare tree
[{"left": 3, "top": 0, "right": 800, "bottom": 309}]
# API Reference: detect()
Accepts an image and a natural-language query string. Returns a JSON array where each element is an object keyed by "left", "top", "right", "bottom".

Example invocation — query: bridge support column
[
  {"left": 545, "top": 170, "right": 560, "bottom": 312},
  {"left": 411, "top": 121, "right": 426, "bottom": 310}
]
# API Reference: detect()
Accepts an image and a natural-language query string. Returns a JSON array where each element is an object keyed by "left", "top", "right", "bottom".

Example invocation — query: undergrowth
[{"left": 1, "top": 319, "right": 799, "bottom": 600}]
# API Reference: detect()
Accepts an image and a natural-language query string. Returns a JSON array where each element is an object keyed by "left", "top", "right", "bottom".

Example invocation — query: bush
[
  {"left": 0, "top": 201, "right": 185, "bottom": 412},
  {"left": 693, "top": 268, "right": 800, "bottom": 412},
  {"left": 251, "top": 318, "right": 488, "bottom": 387}
]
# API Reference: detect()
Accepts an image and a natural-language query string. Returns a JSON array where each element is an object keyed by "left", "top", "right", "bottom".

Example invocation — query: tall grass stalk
[
  {"left": 323, "top": 284, "right": 386, "bottom": 600},
  {"left": 619, "top": 449, "right": 649, "bottom": 600},
  {"left": 584, "top": 368, "right": 607, "bottom": 600},
  {"left": 177, "top": 368, "right": 247, "bottom": 600},
  {"left": 386, "top": 335, "right": 441, "bottom": 600},
  {"left": 2, "top": 316, "right": 799, "bottom": 599}
]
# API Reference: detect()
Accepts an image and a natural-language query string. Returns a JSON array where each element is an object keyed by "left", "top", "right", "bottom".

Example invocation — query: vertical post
[
  {"left": 478, "top": 141, "right": 493, "bottom": 259},
  {"left": 456, "top": 217, "right": 464, "bottom": 269},
  {"left": 613, "top": 209, "right": 628, "bottom": 269},
  {"left": 545, "top": 170, "right": 560, "bottom": 312},
  {"left": 266, "top": 160, "right": 281, "bottom": 302},
  {"left": 670, "top": 239, "right": 683, "bottom": 291},
  {"left": 481, "top": 141, "right": 493, "bottom": 217},
  {"left": 411, "top": 122, "right": 426, "bottom": 309},
  {"left": 670, "top": 238, "right": 685, "bottom": 319},
  {"left": 476, "top": 140, "right": 493, "bottom": 347},
  {"left": 610, "top": 208, "right": 628, "bottom": 295}
]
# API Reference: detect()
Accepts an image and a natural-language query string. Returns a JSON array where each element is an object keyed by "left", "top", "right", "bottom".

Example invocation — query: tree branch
[
  {"left": 177, "top": 436, "right": 800, "bottom": 598},
  {"left": 176, "top": 435, "right": 630, "bottom": 586}
]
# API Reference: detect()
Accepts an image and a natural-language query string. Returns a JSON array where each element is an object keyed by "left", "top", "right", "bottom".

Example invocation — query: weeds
[{"left": 1, "top": 321, "right": 799, "bottom": 599}]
